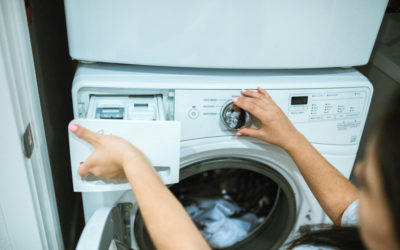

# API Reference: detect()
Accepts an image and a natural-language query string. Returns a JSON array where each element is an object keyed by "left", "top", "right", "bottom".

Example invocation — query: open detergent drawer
[{"left": 68, "top": 95, "right": 180, "bottom": 192}]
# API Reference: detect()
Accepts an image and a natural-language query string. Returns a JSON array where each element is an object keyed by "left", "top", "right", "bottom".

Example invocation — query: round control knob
[{"left": 221, "top": 102, "right": 250, "bottom": 130}]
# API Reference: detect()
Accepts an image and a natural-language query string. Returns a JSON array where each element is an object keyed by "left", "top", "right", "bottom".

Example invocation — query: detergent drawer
[
  {"left": 68, "top": 94, "right": 180, "bottom": 192},
  {"left": 68, "top": 119, "right": 180, "bottom": 192}
]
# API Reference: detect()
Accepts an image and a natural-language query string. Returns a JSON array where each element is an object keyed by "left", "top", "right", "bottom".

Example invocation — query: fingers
[
  {"left": 69, "top": 123, "right": 99, "bottom": 146},
  {"left": 241, "top": 88, "right": 271, "bottom": 100},
  {"left": 233, "top": 97, "right": 265, "bottom": 119},
  {"left": 78, "top": 153, "right": 99, "bottom": 178},
  {"left": 69, "top": 123, "right": 99, "bottom": 177},
  {"left": 236, "top": 128, "right": 261, "bottom": 138},
  {"left": 78, "top": 161, "right": 92, "bottom": 178},
  {"left": 257, "top": 88, "right": 272, "bottom": 99},
  {"left": 235, "top": 96, "right": 265, "bottom": 110},
  {"left": 241, "top": 89, "right": 265, "bottom": 99}
]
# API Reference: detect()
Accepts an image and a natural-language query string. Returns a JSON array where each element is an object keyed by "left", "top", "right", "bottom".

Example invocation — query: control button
[
  {"left": 309, "top": 115, "right": 323, "bottom": 121},
  {"left": 188, "top": 109, "right": 199, "bottom": 119},
  {"left": 337, "top": 114, "right": 345, "bottom": 119},
  {"left": 290, "top": 111, "right": 306, "bottom": 115},
  {"left": 324, "top": 114, "right": 335, "bottom": 120},
  {"left": 221, "top": 101, "right": 251, "bottom": 130}
]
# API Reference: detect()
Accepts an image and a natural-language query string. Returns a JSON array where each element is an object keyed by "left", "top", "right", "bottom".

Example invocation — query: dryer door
[
  {"left": 76, "top": 206, "right": 131, "bottom": 250},
  {"left": 68, "top": 119, "right": 181, "bottom": 192}
]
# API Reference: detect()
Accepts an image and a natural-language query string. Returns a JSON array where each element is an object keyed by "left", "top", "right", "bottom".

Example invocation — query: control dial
[{"left": 221, "top": 102, "right": 251, "bottom": 130}]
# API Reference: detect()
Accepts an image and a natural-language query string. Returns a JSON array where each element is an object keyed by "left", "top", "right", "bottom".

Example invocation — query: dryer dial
[{"left": 221, "top": 102, "right": 250, "bottom": 130}]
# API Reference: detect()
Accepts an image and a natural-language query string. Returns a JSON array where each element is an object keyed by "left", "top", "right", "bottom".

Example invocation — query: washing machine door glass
[
  {"left": 68, "top": 119, "right": 181, "bottom": 192},
  {"left": 134, "top": 157, "right": 297, "bottom": 250}
]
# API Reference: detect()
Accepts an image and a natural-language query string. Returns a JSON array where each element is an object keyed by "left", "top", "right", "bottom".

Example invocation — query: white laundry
[{"left": 185, "top": 199, "right": 260, "bottom": 249}]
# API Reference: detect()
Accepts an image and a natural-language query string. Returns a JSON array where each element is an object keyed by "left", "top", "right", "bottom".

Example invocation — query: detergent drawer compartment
[{"left": 68, "top": 94, "right": 180, "bottom": 192}]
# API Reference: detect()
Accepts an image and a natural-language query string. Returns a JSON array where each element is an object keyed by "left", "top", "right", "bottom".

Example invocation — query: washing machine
[{"left": 68, "top": 63, "right": 372, "bottom": 249}]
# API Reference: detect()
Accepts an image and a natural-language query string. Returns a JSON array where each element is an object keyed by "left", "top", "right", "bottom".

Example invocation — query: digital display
[{"left": 291, "top": 96, "right": 308, "bottom": 105}]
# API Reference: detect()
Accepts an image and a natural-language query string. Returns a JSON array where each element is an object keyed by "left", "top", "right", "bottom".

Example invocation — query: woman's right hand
[{"left": 233, "top": 88, "right": 304, "bottom": 151}]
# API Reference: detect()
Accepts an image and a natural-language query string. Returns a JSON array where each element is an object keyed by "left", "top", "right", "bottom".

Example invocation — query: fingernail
[
  {"left": 69, "top": 123, "right": 78, "bottom": 132},
  {"left": 80, "top": 161, "right": 84, "bottom": 165},
  {"left": 236, "top": 132, "right": 242, "bottom": 136},
  {"left": 241, "top": 89, "right": 246, "bottom": 93},
  {"left": 232, "top": 97, "right": 238, "bottom": 103}
]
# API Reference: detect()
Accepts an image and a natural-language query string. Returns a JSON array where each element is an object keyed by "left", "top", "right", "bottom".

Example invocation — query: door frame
[{"left": 0, "top": 0, "right": 63, "bottom": 249}]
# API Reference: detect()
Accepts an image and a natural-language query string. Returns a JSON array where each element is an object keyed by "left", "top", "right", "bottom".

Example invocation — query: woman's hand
[
  {"left": 235, "top": 88, "right": 360, "bottom": 226},
  {"left": 233, "top": 88, "right": 303, "bottom": 151},
  {"left": 68, "top": 123, "right": 151, "bottom": 179}
]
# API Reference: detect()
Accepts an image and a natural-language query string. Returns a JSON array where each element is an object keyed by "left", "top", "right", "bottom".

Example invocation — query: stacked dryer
[{"left": 64, "top": 1, "right": 388, "bottom": 249}]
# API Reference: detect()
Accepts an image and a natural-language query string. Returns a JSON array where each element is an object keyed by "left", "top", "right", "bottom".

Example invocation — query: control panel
[
  {"left": 78, "top": 88, "right": 370, "bottom": 145},
  {"left": 174, "top": 88, "right": 370, "bottom": 145},
  {"left": 288, "top": 91, "right": 366, "bottom": 124}
]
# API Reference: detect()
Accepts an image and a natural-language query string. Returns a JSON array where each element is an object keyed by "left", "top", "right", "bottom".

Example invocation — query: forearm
[
  {"left": 284, "top": 132, "right": 359, "bottom": 225},
  {"left": 232, "top": 89, "right": 358, "bottom": 225},
  {"left": 69, "top": 124, "right": 209, "bottom": 248},
  {"left": 124, "top": 160, "right": 210, "bottom": 250}
]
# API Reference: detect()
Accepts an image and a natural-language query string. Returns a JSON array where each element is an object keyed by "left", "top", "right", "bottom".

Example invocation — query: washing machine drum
[{"left": 134, "top": 157, "right": 297, "bottom": 250}]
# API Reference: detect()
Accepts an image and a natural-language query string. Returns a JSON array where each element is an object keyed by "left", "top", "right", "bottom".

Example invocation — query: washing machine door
[
  {"left": 68, "top": 119, "right": 181, "bottom": 192},
  {"left": 76, "top": 206, "right": 131, "bottom": 250}
]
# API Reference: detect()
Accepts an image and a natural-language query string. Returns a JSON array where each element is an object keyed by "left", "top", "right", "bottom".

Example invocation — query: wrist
[
  {"left": 281, "top": 131, "right": 308, "bottom": 153},
  {"left": 122, "top": 147, "right": 151, "bottom": 171},
  {"left": 121, "top": 147, "right": 139, "bottom": 169}
]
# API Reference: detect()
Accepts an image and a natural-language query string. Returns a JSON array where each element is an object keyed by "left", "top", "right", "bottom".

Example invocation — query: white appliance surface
[
  {"left": 64, "top": 0, "right": 388, "bottom": 69},
  {"left": 70, "top": 64, "right": 373, "bottom": 249}
]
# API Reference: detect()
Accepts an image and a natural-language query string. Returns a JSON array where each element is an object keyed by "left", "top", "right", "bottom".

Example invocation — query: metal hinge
[{"left": 22, "top": 123, "right": 34, "bottom": 158}]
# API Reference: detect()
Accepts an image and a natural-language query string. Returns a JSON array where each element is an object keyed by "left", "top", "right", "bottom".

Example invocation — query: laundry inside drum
[
  {"left": 134, "top": 158, "right": 296, "bottom": 250},
  {"left": 171, "top": 169, "right": 280, "bottom": 249}
]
